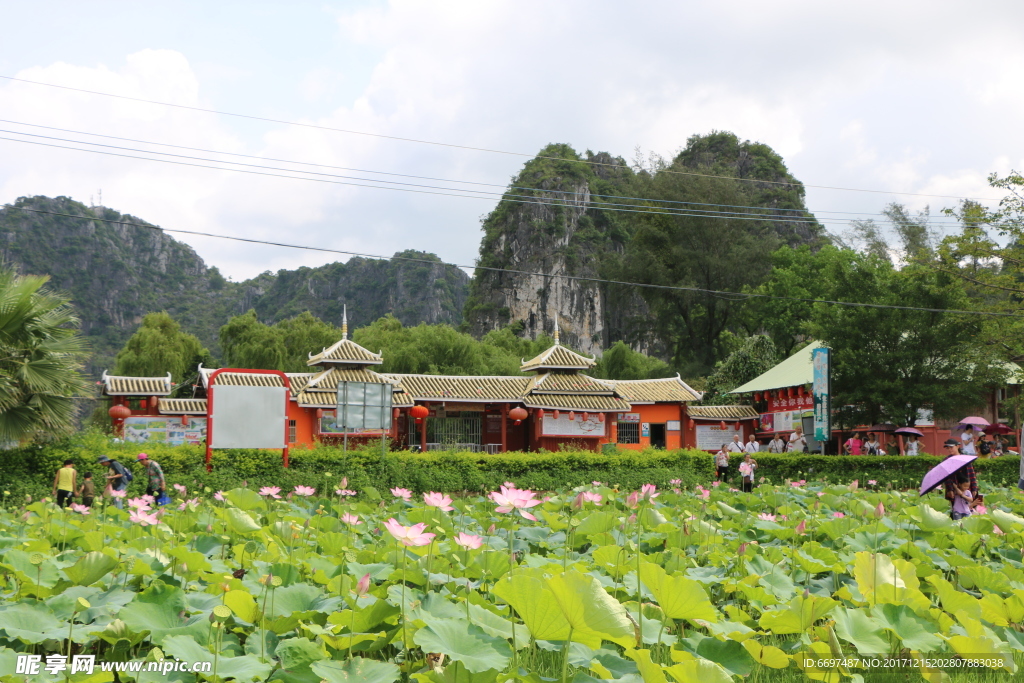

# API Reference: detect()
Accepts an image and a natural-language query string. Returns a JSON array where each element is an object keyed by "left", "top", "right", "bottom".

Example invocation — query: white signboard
[
  {"left": 695, "top": 423, "right": 742, "bottom": 451},
  {"left": 124, "top": 417, "right": 207, "bottom": 446},
  {"left": 541, "top": 413, "right": 606, "bottom": 437},
  {"left": 211, "top": 385, "right": 287, "bottom": 449}
]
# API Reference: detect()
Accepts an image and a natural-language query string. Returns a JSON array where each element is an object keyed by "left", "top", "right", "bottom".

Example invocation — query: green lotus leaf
[
  {"left": 225, "top": 589, "right": 261, "bottom": 623},
  {"left": 0, "top": 604, "right": 62, "bottom": 643},
  {"left": 927, "top": 575, "right": 982, "bottom": 619},
  {"left": 992, "top": 509, "right": 1024, "bottom": 533},
  {"left": 758, "top": 594, "right": 837, "bottom": 634},
  {"left": 625, "top": 648, "right": 668, "bottom": 683},
  {"left": 413, "top": 618, "right": 512, "bottom": 673},
  {"left": 267, "top": 583, "right": 337, "bottom": 617},
  {"left": 64, "top": 550, "right": 119, "bottom": 586},
  {"left": 575, "top": 511, "right": 618, "bottom": 536},
  {"left": 870, "top": 604, "right": 943, "bottom": 651},
  {"left": 493, "top": 574, "right": 571, "bottom": 644},
  {"left": 225, "top": 507, "right": 263, "bottom": 534},
  {"left": 831, "top": 607, "right": 889, "bottom": 654},
  {"left": 119, "top": 580, "right": 209, "bottom": 645},
  {"left": 664, "top": 658, "right": 733, "bottom": 683},
  {"left": 2, "top": 548, "right": 61, "bottom": 587},
  {"left": 688, "top": 635, "right": 753, "bottom": 676},
  {"left": 638, "top": 562, "right": 718, "bottom": 622},
  {"left": 546, "top": 570, "right": 635, "bottom": 648},
  {"left": 163, "top": 634, "right": 275, "bottom": 681},
  {"left": 943, "top": 635, "right": 1015, "bottom": 672},
  {"left": 272, "top": 636, "right": 326, "bottom": 682},
  {"left": 311, "top": 657, "right": 401, "bottom": 683},
  {"left": 226, "top": 487, "right": 266, "bottom": 511},
  {"left": 742, "top": 639, "right": 790, "bottom": 669}
]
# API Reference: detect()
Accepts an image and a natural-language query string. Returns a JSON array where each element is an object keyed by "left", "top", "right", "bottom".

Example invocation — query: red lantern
[
  {"left": 720, "top": 421, "right": 727, "bottom": 429},
  {"left": 797, "top": 386, "right": 806, "bottom": 397},
  {"left": 181, "top": 415, "right": 189, "bottom": 426},
  {"left": 569, "top": 411, "right": 576, "bottom": 421},
  {"left": 411, "top": 405, "right": 429, "bottom": 424},
  {"left": 553, "top": 410, "right": 560, "bottom": 420},
  {"left": 108, "top": 404, "right": 131, "bottom": 420},
  {"left": 538, "top": 409, "right": 545, "bottom": 419},
  {"left": 597, "top": 413, "right": 605, "bottom": 422},
  {"left": 734, "top": 421, "right": 741, "bottom": 430},
  {"left": 754, "top": 392, "right": 761, "bottom": 402},
  {"left": 788, "top": 387, "right": 795, "bottom": 398},
  {"left": 509, "top": 407, "right": 528, "bottom": 425},
  {"left": 688, "top": 419, "right": 695, "bottom": 429},
  {"left": 393, "top": 407, "right": 400, "bottom": 420},
  {"left": 582, "top": 412, "right": 590, "bottom": 422}
]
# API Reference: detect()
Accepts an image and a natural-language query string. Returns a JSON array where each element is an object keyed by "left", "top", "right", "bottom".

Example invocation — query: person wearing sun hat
[{"left": 136, "top": 452, "right": 166, "bottom": 499}]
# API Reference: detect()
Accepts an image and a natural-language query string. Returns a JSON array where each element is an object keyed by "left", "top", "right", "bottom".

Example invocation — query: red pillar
[
  {"left": 501, "top": 403, "right": 508, "bottom": 453},
  {"left": 420, "top": 415, "right": 427, "bottom": 453}
]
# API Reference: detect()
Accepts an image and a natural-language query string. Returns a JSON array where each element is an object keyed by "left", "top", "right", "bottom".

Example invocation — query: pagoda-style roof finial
[
  {"left": 342, "top": 305, "right": 348, "bottom": 341},
  {"left": 554, "top": 317, "right": 560, "bottom": 346}
]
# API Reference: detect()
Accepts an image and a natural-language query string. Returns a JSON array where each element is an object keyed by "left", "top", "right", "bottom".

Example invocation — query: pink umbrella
[
  {"left": 894, "top": 427, "right": 924, "bottom": 436},
  {"left": 919, "top": 455, "right": 977, "bottom": 496},
  {"left": 959, "top": 416, "right": 990, "bottom": 427}
]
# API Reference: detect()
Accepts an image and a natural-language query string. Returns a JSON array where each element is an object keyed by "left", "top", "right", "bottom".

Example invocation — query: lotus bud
[
  {"left": 875, "top": 502, "right": 885, "bottom": 519},
  {"left": 571, "top": 492, "right": 585, "bottom": 511},
  {"left": 303, "top": 519, "right": 310, "bottom": 529},
  {"left": 487, "top": 524, "right": 496, "bottom": 534},
  {"left": 105, "top": 619, "right": 129, "bottom": 637},
  {"left": 355, "top": 573, "right": 371, "bottom": 597},
  {"left": 737, "top": 542, "right": 747, "bottom": 555},
  {"left": 626, "top": 491, "right": 640, "bottom": 508},
  {"left": 206, "top": 524, "right": 213, "bottom": 533},
  {"left": 795, "top": 520, "right": 806, "bottom": 535}
]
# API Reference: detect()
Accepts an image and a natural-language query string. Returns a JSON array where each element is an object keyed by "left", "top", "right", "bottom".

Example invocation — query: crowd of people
[{"left": 50, "top": 453, "right": 166, "bottom": 509}]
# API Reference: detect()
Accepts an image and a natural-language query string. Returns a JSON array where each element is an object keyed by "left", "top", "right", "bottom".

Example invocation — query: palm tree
[{"left": 0, "top": 266, "right": 89, "bottom": 443}]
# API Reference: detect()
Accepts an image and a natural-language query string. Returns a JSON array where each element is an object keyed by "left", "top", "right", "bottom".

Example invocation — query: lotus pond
[{"left": 1, "top": 479, "right": 1024, "bottom": 683}]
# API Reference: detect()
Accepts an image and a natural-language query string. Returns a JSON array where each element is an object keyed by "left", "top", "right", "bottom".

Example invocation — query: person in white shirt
[
  {"left": 905, "top": 435, "right": 921, "bottom": 455},
  {"left": 767, "top": 433, "right": 786, "bottom": 453},
  {"left": 744, "top": 434, "right": 760, "bottom": 453},
  {"left": 961, "top": 429, "right": 977, "bottom": 455},
  {"left": 714, "top": 446, "right": 730, "bottom": 481},
  {"left": 726, "top": 434, "right": 744, "bottom": 453},
  {"left": 787, "top": 427, "right": 807, "bottom": 452},
  {"left": 863, "top": 433, "right": 881, "bottom": 455}
]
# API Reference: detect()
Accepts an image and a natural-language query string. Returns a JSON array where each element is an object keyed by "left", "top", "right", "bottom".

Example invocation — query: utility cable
[
  {"left": 4, "top": 204, "right": 1021, "bottom": 319},
  {"left": 0, "top": 74, "right": 1001, "bottom": 202}
]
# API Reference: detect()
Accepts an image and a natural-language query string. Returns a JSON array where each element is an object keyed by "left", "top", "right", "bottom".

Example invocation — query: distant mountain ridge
[{"left": 0, "top": 196, "right": 470, "bottom": 376}]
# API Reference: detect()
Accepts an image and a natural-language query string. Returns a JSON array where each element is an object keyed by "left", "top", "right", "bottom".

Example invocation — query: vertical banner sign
[{"left": 812, "top": 347, "right": 831, "bottom": 442}]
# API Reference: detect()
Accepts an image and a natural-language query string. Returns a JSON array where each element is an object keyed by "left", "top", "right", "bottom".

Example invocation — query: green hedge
[{"left": 0, "top": 432, "right": 1019, "bottom": 500}]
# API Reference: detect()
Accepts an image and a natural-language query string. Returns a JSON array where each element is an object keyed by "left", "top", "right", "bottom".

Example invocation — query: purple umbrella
[
  {"left": 894, "top": 427, "right": 924, "bottom": 436},
  {"left": 919, "top": 455, "right": 977, "bottom": 496},
  {"left": 959, "top": 416, "right": 990, "bottom": 427}
]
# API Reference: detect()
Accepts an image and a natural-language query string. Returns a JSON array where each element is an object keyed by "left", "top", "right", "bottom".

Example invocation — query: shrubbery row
[{"left": 0, "top": 431, "right": 1019, "bottom": 499}]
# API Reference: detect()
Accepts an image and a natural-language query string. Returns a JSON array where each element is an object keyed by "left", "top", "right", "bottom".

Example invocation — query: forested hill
[{"left": 0, "top": 196, "right": 469, "bottom": 375}]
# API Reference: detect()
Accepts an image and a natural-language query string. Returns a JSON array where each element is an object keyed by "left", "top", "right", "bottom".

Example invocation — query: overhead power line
[
  {"left": 4, "top": 204, "right": 1021, "bottom": 319},
  {"left": 0, "top": 118, "right": 949, "bottom": 221},
  {"left": 0, "top": 74, "right": 1000, "bottom": 202},
  {"left": 0, "top": 134, "right": 966, "bottom": 229}
]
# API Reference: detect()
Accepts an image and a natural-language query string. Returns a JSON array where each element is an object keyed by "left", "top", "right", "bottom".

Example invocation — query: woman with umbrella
[
  {"left": 895, "top": 426, "right": 924, "bottom": 455},
  {"left": 920, "top": 439, "right": 979, "bottom": 520}
]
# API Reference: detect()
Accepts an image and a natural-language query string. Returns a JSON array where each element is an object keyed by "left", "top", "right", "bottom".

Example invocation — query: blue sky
[{"left": 2, "top": 1, "right": 1022, "bottom": 285}]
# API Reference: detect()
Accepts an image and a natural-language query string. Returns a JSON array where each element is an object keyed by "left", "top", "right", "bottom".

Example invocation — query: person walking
[
  {"left": 714, "top": 445, "right": 730, "bottom": 482},
  {"left": 767, "top": 433, "right": 786, "bottom": 453},
  {"left": 843, "top": 432, "right": 863, "bottom": 455},
  {"left": 52, "top": 459, "right": 76, "bottom": 508},
  {"left": 788, "top": 427, "right": 807, "bottom": 452},
  {"left": 78, "top": 472, "right": 96, "bottom": 508},
  {"left": 739, "top": 453, "right": 758, "bottom": 493},
  {"left": 137, "top": 453, "right": 166, "bottom": 500},
  {"left": 744, "top": 434, "right": 761, "bottom": 454},
  {"left": 97, "top": 455, "right": 131, "bottom": 508},
  {"left": 942, "top": 438, "right": 978, "bottom": 511}
]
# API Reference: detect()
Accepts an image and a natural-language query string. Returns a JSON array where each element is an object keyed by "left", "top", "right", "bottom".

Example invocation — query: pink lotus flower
[
  {"left": 341, "top": 512, "right": 361, "bottom": 526},
  {"left": 383, "top": 518, "right": 436, "bottom": 546},
  {"left": 592, "top": 481, "right": 603, "bottom": 487},
  {"left": 503, "top": 481, "right": 516, "bottom": 488},
  {"left": 173, "top": 483, "right": 187, "bottom": 495},
  {"left": 423, "top": 491, "right": 455, "bottom": 512},
  {"left": 293, "top": 485, "right": 316, "bottom": 497},
  {"left": 214, "top": 491, "right": 225, "bottom": 501},
  {"left": 849, "top": 480, "right": 859, "bottom": 492},
  {"left": 336, "top": 489, "right": 357, "bottom": 497},
  {"left": 790, "top": 480, "right": 806, "bottom": 488},
  {"left": 259, "top": 486, "right": 282, "bottom": 499},
  {"left": 833, "top": 512, "right": 845, "bottom": 518},
  {"left": 626, "top": 491, "right": 641, "bottom": 508},
  {"left": 127, "top": 497, "right": 151, "bottom": 511},
  {"left": 975, "top": 504, "right": 988, "bottom": 515},
  {"left": 177, "top": 498, "right": 201, "bottom": 512},
  {"left": 453, "top": 532, "right": 483, "bottom": 549},
  {"left": 994, "top": 525, "right": 1004, "bottom": 535},
  {"left": 489, "top": 485, "right": 542, "bottom": 521},
  {"left": 130, "top": 510, "right": 160, "bottom": 526},
  {"left": 354, "top": 573, "right": 371, "bottom": 597},
  {"left": 639, "top": 484, "right": 659, "bottom": 501},
  {"left": 817, "top": 492, "right": 826, "bottom": 497},
  {"left": 70, "top": 503, "right": 90, "bottom": 515},
  {"left": 875, "top": 502, "right": 885, "bottom": 519},
  {"left": 669, "top": 479, "right": 682, "bottom": 486},
  {"left": 572, "top": 491, "right": 602, "bottom": 509},
  {"left": 142, "top": 494, "right": 155, "bottom": 505},
  {"left": 338, "top": 477, "right": 348, "bottom": 489},
  {"left": 711, "top": 481, "right": 721, "bottom": 488},
  {"left": 696, "top": 486, "right": 710, "bottom": 501},
  {"left": 758, "top": 513, "right": 776, "bottom": 522},
  {"left": 868, "top": 480, "right": 878, "bottom": 486},
  {"left": 110, "top": 489, "right": 126, "bottom": 499},
  {"left": 390, "top": 487, "right": 413, "bottom": 501}
]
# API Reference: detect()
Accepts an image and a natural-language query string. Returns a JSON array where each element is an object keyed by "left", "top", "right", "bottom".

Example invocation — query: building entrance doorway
[{"left": 649, "top": 423, "right": 667, "bottom": 449}]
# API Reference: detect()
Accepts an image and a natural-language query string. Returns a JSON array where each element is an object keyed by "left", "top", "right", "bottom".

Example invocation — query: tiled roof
[
  {"left": 305, "top": 366, "right": 395, "bottom": 392},
  {"left": 391, "top": 387, "right": 415, "bottom": 408},
  {"left": 522, "top": 393, "right": 630, "bottom": 411},
  {"left": 520, "top": 344, "right": 596, "bottom": 372},
  {"left": 612, "top": 376, "right": 702, "bottom": 403},
  {"left": 295, "top": 391, "right": 340, "bottom": 407},
  {"left": 102, "top": 372, "right": 172, "bottom": 396},
  {"left": 307, "top": 338, "right": 383, "bottom": 366},
  {"left": 688, "top": 405, "right": 760, "bottom": 420},
  {"left": 528, "top": 373, "right": 615, "bottom": 395},
  {"left": 384, "top": 374, "right": 532, "bottom": 402},
  {"left": 202, "top": 370, "right": 285, "bottom": 388},
  {"left": 158, "top": 398, "right": 207, "bottom": 414},
  {"left": 286, "top": 373, "right": 316, "bottom": 395}
]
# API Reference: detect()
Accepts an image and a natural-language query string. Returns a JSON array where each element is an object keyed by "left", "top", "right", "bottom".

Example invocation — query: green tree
[
  {"left": 219, "top": 310, "right": 287, "bottom": 371},
  {"left": 591, "top": 341, "right": 671, "bottom": 380},
  {"left": 0, "top": 266, "right": 90, "bottom": 442},
  {"left": 699, "top": 335, "right": 779, "bottom": 405},
  {"left": 113, "top": 312, "right": 212, "bottom": 393}
]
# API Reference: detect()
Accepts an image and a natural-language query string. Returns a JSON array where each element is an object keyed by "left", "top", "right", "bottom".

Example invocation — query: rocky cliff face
[{"left": 0, "top": 196, "right": 469, "bottom": 375}]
